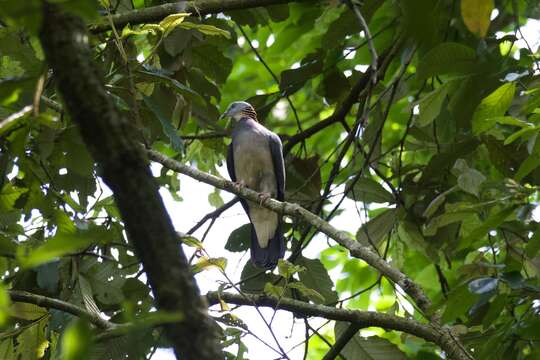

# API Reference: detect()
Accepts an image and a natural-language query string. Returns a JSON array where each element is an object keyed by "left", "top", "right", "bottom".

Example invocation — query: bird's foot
[
  {"left": 257, "top": 192, "right": 272, "bottom": 206},
  {"left": 232, "top": 180, "right": 246, "bottom": 192}
]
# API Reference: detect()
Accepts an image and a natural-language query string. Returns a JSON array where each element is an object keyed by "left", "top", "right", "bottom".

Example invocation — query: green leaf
[
  {"left": 279, "top": 52, "right": 323, "bottom": 95},
  {"left": 158, "top": 12, "right": 190, "bottom": 36},
  {"left": 0, "top": 234, "right": 17, "bottom": 257},
  {"left": 277, "top": 259, "right": 305, "bottom": 279},
  {"left": 0, "top": 283, "right": 10, "bottom": 327},
  {"left": 461, "top": 0, "right": 494, "bottom": 38},
  {"left": 397, "top": 221, "right": 426, "bottom": 249},
  {"left": 356, "top": 208, "right": 398, "bottom": 247},
  {"left": 178, "top": 22, "right": 231, "bottom": 39},
  {"left": 441, "top": 283, "right": 480, "bottom": 323},
  {"left": 17, "top": 228, "right": 102, "bottom": 268},
  {"left": 62, "top": 319, "right": 92, "bottom": 360},
  {"left": 192, "top": 256, "right": 227, "bottom": 274},
  {"left": 457, "top": 167, "right": 486, "bottom": 197},
  {"left": 458, "top": 207, "right": 515, "bottom": 250},
  {"left": 16, "top": 316, "right": 49, "bottom": 360},
  {"left": 287, "top": 282, "right": 325, "bottom": 303},
  {"left": 334, "top": 322, "right": 408, "bottom": 359},
  {"left": 346, "top": 177, "right": 394, "bottom": 204},
  {"left": 208, "top": 188, "right": 224, "bottom": 208},
  {"left": 0, "top": 183, "right": 27, "bottom": 210},
  {"left": 82, "top": 261, "right": 125, "bottom": 305},
  {"left": 416, "top": 42, "right": 476, "bottom": 80},
  {"left": 472, "top": 83, "right": 516, "bottom": 134},
  {"left": 482, "top": 294, "right": 508, "bottom": 328},
  {"left": 473, "top": 115, "right": 529, "bottom": 134},
  {"left": 191, "top": 44, "right": 233, "bottom": 84},
  {"left": 178, "top": 234, "right": 204, "bottom": 250},
  {"left": 263, "top": 283, "right": 285, "bottom": 298},
  {"left": 503, "top": 126, "right": 539, "bottom": 145},
  {"left": 10, "top": 302, "right": 48, "bottom": 321},
  {"left": 225, "top": 224, "right": 251, "bottom": 252},
  {"left": 143, "top": 96, "right": 183, "bottom": 152},
  {"left": 416, "top": 85, "right": 448, "bottom": 127},
  {"left": 515, "top": 154, "right": 540, "bottom": 181},
  {"left": 424, "top": 211, "right": 474, "bottom": 236},
  {"left": 296, "top": 256, "right": 338, "bottom": 304},
  {"left": 423, "top": 193, "right": 446, "bottom": 218},
  {"left": 240, "top": 261, "right": 280, "bottom": 293},
  {"left": 285, "top": 156, "right": 321, "bottom": 208},
  {"left": 525, "top": 226, "right": 540, "bottom": 258}
]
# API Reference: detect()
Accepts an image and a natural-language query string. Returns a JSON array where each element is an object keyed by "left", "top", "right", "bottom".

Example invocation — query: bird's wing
[
  {"left": 227, "top": 141, "right": 251, "bottom": 217},
  {"left": 268, "top": 132, "right": 286, "bottom": 201},
  {"left": 226, "top": 143, "right": 237, "bottom": 182}
]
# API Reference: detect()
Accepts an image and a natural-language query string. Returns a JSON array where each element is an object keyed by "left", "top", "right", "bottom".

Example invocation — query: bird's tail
[{"left": 250, "top": 221, "right": 285, "bottom": 269}]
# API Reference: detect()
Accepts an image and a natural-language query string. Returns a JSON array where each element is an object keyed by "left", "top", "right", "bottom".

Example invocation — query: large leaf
[
  {"left": 17, "top": 226, "right": 108, "bottom": 268},
  {"left": 225, "top": 224, "right": 251, "bottom": 252},
  {"left": 452, "top": 159, "right": 486, "bottom": 197},
  {"left": 279, "top": 52, "right": 323, "bottom": 96},
  {"left": 461, "top": 0, "right": 494, "bottom": 38},
  {"left": 143, "top": 95, "right": 183, "bottom": 153},
  {"left": 10, "top": 302, "right": 47, "bottom": 321},
  {"left": 334, "top": 322, "right": 408, "bottom": 359},
  {"left": 472, "top": 82, "right": 516, "bottom": 135},
  {"left": 296, "top": 256, "right": 338, "bottom": 304},
  {"left": 416, "top": 85, "right": 448, "bottom": 127},
  {"left": 346, "top": 177, "right": 394, "bottom": 204},
  {"left": 285, "top": 156, "right": 321, "bottom": 209},
  {"left": 441, "top": 283, "right": 480, "bottom": 323},
  {"left": 416, "top": 42, "right": 476, "bottom": 80},
  {"left": 356, "top": 208, "right": 398, "bottom": 248},
  {"left": 239, "top": 261, "right": 280, "bottom": 293},
  {"left": 457, "top": 207, "right": 515, "bottom": 250}
]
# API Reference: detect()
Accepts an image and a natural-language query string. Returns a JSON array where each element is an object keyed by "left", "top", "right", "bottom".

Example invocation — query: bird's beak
[{"left": 219, "top": 110, "right": 229, "bottom": 120}]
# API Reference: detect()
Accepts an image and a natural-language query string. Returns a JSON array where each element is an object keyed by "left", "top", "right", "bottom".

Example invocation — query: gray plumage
[{"left": 222, "top": 101, "right": 285, "bottom": 269}]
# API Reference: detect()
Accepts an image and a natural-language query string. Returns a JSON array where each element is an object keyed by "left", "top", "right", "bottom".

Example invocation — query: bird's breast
[{"left": 233, "top": 130, "right": 276, "bottom": 193}]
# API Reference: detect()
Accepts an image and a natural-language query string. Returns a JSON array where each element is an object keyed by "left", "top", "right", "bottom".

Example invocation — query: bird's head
[{"left": 220, "top": 101, "right": 258, "bottom": 122}]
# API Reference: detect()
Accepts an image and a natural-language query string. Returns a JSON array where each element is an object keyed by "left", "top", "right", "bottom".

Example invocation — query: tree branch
[
  {"left": 91, "top": 0, "right": 314, "bottom": 33},
  {"left": 39, "top": 4, "right": 221, "bottom": 359},
  {"left": 206, "top": 291, "right": 470, "bottom": 360},
  {"left": 9, "top": 290, "right": 114, "bottom": 330}
]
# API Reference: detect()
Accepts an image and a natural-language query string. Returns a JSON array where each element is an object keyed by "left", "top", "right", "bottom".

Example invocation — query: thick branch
[
  {"left": 147, "top": 148, "right": 431, "bottom": 312},
  {"left": 206, "top": 291, "right": 474, "bottom": 358},
  {"left": 91, "top": 0, "right": 314, "bottom": 33},
  {"left": 39, "top": 5, "right": 220, "bottom": 359},
  {"left": 9, "top": 290, "right": 114, "bottom": 330}
]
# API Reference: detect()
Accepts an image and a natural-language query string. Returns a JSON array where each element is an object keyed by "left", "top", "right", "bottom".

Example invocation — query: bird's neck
[
  {"left": 233, "top": 108, "right": 258, "bottom": 122},
  {"left": 235, "top": 115, "right": 257, "bottom": 124}
]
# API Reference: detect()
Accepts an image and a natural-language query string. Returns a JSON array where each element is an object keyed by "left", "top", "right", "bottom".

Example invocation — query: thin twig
[{"left": 345, "top": 0, "right": 378, "bottom": 84}]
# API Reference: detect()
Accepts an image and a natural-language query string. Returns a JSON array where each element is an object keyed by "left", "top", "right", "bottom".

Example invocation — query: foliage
[{"left": 0, "top": 0, "right": 540, "bottom": 359}]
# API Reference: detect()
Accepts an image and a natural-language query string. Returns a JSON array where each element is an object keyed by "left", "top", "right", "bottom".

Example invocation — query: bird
[{"left": 221, "top": 101, "right": 286, "bottom": 269}]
